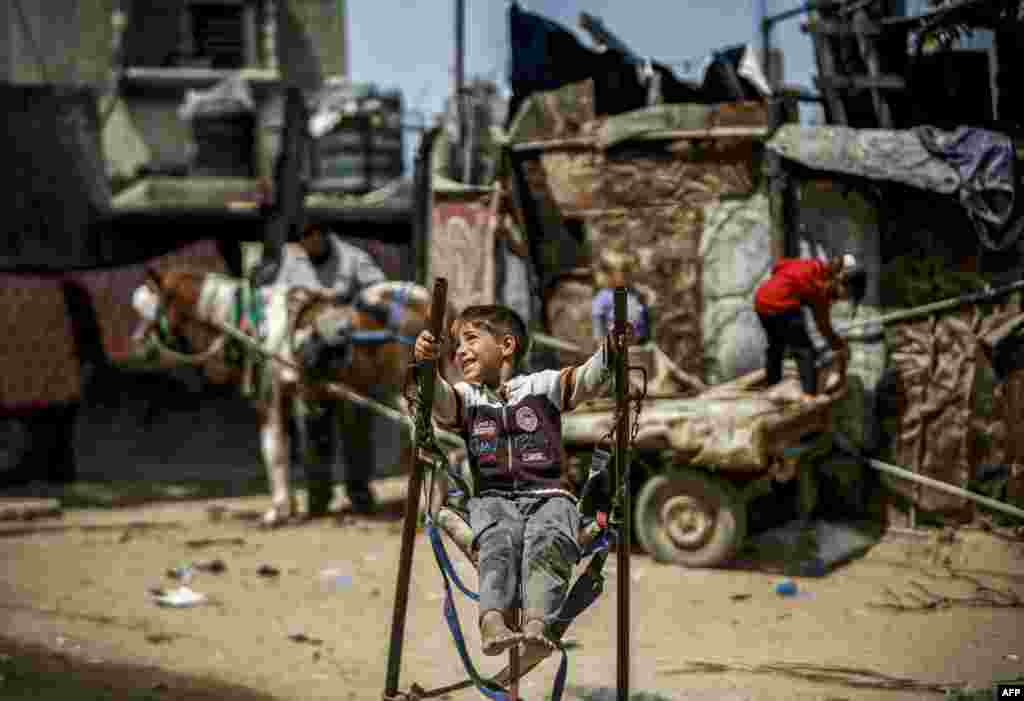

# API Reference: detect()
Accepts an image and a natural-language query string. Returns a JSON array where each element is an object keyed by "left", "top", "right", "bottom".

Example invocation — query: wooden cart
[{"left": 562, "top": 361, "right": 843, "bottom": 568}]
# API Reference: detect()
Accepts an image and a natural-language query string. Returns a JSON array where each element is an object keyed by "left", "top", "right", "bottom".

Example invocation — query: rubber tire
[{"left": 634, "top": 468, "right": 747, "bottom": 568}]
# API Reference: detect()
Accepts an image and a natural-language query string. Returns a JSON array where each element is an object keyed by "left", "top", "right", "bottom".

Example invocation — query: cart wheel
[{"left": 634, "top": 468, "right": 747, "bottom": 568}]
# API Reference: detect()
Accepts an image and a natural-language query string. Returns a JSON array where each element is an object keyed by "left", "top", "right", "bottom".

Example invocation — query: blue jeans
[{"left": 468, "top": 494, "right": 580, "bottom": 625}]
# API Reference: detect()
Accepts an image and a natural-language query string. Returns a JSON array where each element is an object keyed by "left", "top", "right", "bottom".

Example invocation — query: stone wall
[
  {"left": 527, "top": 137, "right": 763, "bottom": 379},
  {"left": 701, "top": 193, "right": 773, "bottom": 383},
  {"left": 882, "top": 304, "right": 1024, "bottom": 515}
]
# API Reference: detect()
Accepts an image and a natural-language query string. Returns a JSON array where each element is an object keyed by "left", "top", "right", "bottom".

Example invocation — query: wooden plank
[
  {"left": 511, "top": 127, "right": 772, "bottom": 153},
  {"left": 810, "top": 29, "right": 849, "bottom": 125}
]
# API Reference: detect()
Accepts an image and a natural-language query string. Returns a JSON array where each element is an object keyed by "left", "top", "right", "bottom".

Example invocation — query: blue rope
[
  {"left": 427, "top": 518, "right": 479, "bottom": 603},
  {"left": 426, "top": 521, "right": 507, "bottom": 701},
  {"left": 348, "top": 329, "right": 417, "bottom": 346}
]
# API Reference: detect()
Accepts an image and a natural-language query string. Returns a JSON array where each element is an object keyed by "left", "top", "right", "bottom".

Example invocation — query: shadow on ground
[{"left": 0, "top": 637, "right": 279, "bottom": 701}]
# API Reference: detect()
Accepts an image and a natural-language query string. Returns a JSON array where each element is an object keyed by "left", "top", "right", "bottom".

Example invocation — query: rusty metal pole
[
  {"left": 509, "top": 627, "right": 520, "bottom": 701},
  {"left": 613, "top": 287, "right": 631, "bottom": 701},
  {"left": 383, "top": 278, "right": 448, "bottom": 701},
  {"left": 454, "top": 0, "right": 466, "bottom": 181}
]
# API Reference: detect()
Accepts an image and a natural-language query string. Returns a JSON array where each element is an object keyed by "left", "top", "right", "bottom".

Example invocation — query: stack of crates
[{"left": 312, "top": 85, "right": 404, "bottom": 194}]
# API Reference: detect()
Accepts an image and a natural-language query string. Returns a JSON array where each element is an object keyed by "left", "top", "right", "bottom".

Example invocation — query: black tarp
[{"left": 505, "top": 5, "right": 762, "bottom": 129}]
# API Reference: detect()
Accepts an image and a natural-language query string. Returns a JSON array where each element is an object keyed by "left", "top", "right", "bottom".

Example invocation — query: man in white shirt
[{"left": 276, "top": 221, "right": 387, "bottom": 515}]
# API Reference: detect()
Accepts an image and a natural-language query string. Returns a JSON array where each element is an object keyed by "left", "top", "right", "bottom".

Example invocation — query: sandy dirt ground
[{"left": 2, "top": 478, "right": 1024, "bottom": 701}]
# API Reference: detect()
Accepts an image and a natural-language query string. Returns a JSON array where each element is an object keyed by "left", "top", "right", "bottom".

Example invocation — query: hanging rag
[{"left": 915, "top": 126, "right": 1019, "bottom": 251}]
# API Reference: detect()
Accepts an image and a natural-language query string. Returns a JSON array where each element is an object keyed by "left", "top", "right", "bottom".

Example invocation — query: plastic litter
[
  {"left": 319, "top": 568, "right": 353, "bottom": 591},
  {"left": 166, "top": 566, "right": 194, "bottom": 583},
  {"left": 775, "top": 579, "right": 798, "bottom": 597},
  {"left": 149, "top": 586, "right": 208, "bottom": 608}
]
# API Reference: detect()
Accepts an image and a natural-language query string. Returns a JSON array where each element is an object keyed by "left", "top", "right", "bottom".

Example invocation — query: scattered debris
[
  {"left": 152, "top": 681, "right": 170, "bottom": 692},
  {"left": 256, "top": 564, "right": 281, "bottom": 578},
  {"left": 166, "top": 566, "right": 194, "bottom": 583},
  {"left": 870, "top": 569, "right": 1022, "bottom": 613},
  {"left": 194, "top": 559, "right": 227, "bottom": 574},
  {"left": 145, "top": 633, "right": 177, "bottom": 645},
  {"left": 369, "top": 587, "right": 381, "bottom": 598},
  {"left": 657, "top": 659, "right": 964, "bottom": 694},
  {"left": 569, "top": 685, "right": 676, "bottom": 701},
  {"left": 775, "top": 579, "right": 798, "bottom": 597},
  {"left": 206, "top": 506, "right": 228, "bottom": 523},
  {"left": 185, "top": 537, "right": 246, "bottom": 549},
  {"left": 730, "top": 593, "right": 752, "bottom": 602},
  {"left": 319, "top": 568, "right": 352, "bottom": 591},
  {"left": 287, "top": 632, "right": 323, "bottom": 646},
  {"left": 149, "top": 586, "right": 208, "bottom": 608},
  {"left": 1006, "top": 653, "right": 1020, "bottom": 662}
]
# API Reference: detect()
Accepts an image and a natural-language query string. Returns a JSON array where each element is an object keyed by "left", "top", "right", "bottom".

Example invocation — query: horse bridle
[
  {"left": 142, "top": 269, "right": 228, "bottom": 366},
  {"left": 288, "top": 283, "right": 418, "bottom": 360}
]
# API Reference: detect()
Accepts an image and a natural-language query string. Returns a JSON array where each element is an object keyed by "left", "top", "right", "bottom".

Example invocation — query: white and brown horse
[{"left": 132, "top": 267, "right": 453, "bottom": 526}]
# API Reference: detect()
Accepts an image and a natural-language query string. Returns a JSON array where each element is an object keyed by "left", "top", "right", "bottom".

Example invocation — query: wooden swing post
[
  {"left": 613, "top": 287, "right": 632, "bottom": 701},
  {"left": 383, "top": 278, "right": 448, "bottom": 701}
]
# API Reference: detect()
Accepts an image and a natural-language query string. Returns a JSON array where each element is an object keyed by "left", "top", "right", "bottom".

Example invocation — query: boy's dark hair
[{"left": 453, "top": 305, "right": 530, "bottom": 368}]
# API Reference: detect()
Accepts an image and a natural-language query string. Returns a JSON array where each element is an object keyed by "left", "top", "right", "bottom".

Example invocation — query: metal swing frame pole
[
  {"left": 383, "top": 278, "right": 448, "bottom": 701},
  {"left": 613, "top": 287, "right": 631, "bottom": 701}
]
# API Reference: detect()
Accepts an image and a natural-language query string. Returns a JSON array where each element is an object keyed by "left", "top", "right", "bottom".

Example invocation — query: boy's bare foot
[
  {"left": 481, "top": 610, "right": 521, "bottom": 656},
  {"left": 521, "top": 619, "right": 556, "bottom": 660}
]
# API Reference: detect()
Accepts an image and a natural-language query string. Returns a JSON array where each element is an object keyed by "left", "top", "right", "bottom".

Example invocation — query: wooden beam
[
  {"left": 809, "top": 28, "right": 849, "bottom": 125},
  {"left": 814, "top": 74, "right": 907, "bottom": 91},
  {"left": 411, "top": 128, "right": 442, "bottom": 286},
  {"left": 853, "top": 8, "right": 893, "bottom": 128},
  {"left": 511, "top": 127, "right": 773, "bottom": 153},
  {"left": 802, "top": 19, "right": 881, "bottom": 36},
  {"left": 258, "top": 86, "right": 308, "bottom": 279}
]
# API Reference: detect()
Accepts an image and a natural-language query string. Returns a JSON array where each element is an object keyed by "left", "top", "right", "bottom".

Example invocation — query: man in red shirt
[{"left": 754, "top": 254, "right": 862, "bottom": 402}]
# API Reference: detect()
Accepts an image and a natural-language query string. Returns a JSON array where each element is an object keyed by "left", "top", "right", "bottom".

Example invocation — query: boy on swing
[{"left": 414, "top": 305, "right": 630, "bottom": 659}]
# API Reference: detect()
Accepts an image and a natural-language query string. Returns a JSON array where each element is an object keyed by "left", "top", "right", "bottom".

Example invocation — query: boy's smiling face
[{"left": 452, "top": 320, "right": 517, "bottom": 387}]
